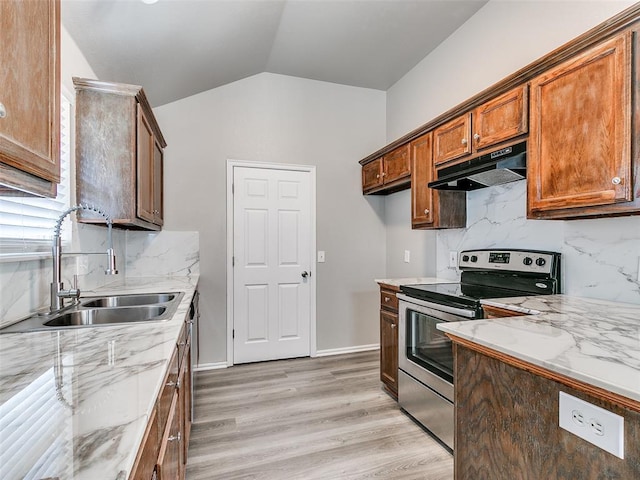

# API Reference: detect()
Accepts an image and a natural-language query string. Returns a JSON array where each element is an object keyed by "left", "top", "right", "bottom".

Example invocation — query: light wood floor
[{"left": 186, "top": 350, "right": 453, "bottom": 480}]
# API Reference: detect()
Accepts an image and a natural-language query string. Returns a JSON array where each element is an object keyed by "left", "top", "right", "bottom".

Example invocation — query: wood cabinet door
[
  {"left": 362, "top": 157, "right": 383, "bottom": 192},
  {"left": 153, "top": 139, "right": 164, "bottom": 226},
  {"left": 0, "top": 0, "right": 60, "bottom": 186},
  {"left": 433, "top": 112, "right": 472, "bottom": 166},
  {"left": 528, "top": 32, "right": 632, "bottom": 215},
  {"left": 181, "top": 332, "right": 192, "bottom": 467},
  {"left": 137, "top": 106, "right": 155, "bottom": 223},
  {"left": 380, "top": 310, "right": 398, "bottom": 394},
  {"left": 157, "top": 394, "right": 182, "bottom": 480},
  {"left": 130, "top": 407, "right": 160, "bottom": 480},
  {"left": 383, "top": 144, "right": 411, "bottom": 184},
  {"left": 472, "top": 85, "right": 528, "bottom": 151},
  {"left": 410, "top": 133, "right": 434, "bottom": 228}
]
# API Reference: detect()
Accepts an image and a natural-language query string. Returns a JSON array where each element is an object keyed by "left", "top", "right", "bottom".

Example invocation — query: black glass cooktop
[{"left": 400, "top": 282, "right": 529, "bottom": 311}]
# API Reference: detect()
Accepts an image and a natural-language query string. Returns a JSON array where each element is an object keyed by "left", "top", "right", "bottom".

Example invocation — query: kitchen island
[
  {"left": 438, "top": 294, "right": 640, "bottom": 479},
  {"left": 0, "top": 275, "right": 199, "bottom": 480}
]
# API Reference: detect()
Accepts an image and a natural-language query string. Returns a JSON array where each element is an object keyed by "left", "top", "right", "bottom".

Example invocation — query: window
[{"left": 0, "top": 93, "right": 72, "bottom": 256}]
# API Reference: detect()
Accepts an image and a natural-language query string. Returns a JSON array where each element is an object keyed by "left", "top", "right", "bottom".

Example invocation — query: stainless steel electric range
[{"left": 397, "top": 248, "right": 561, "bottom": 451}]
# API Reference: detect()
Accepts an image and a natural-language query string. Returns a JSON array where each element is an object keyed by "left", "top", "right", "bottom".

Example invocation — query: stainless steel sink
[
  {"left": 44, "top": 306, "right": 167, "bottom": 327},
  {"left": 81, "top": 293, "right": 177, "bottom": 308},
  {"left": 0, "top": 291, "right": 185, "bottom": 334}
]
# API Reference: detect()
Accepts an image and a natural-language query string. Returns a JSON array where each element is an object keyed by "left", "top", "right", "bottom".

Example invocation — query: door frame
[{"left": 226, "top": 159, "right": 317, "bottom": 366}]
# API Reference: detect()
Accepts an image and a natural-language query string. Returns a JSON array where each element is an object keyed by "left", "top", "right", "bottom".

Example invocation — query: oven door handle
[{"left": 397, "top": 293, "right": 477, "bottom": 319}]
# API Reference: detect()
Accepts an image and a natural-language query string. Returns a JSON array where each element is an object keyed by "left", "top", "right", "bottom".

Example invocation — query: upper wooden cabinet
[
  {"left": 361, "top": 144, "right": 411, "bottom": 194},
  {"left": 74, "top": 78, "right": 167, "bottom": 230},
  {"left": 434, "top": 86, "right": 528, "bottom": 166},
  {"left": 473, "top": 85, "right": 528, "bottom": 151},
  {"left": 433, "top": 113, "right": 472, "bottom": 166},
  {"left": 528, "top": 31, "right": 635, "bottom": 219},
  {"left": 362, "top": 157, "right": 383, "bottom": 192},
  {"left": 410, "top": 132, "right": 466, "bottom": 229},
  {"left": 0, "top": 0, "right": 60, "bottom": 197}
]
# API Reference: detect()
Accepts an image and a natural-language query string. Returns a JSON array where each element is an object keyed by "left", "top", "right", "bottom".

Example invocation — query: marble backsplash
[
  {"left": 125, "top": 230, "right": 199, "bottom": 277},
  {"left": 435, "top": 181, "right": 640, "bottom": 305},
  {"left": 0, "top": 228, "right": 199, "bottom": 328}
]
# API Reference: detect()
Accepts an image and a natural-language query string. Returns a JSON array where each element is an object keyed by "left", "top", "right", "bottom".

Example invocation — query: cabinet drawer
[{"left": 380, "top": 290, "right": 398, "bottom": 311}]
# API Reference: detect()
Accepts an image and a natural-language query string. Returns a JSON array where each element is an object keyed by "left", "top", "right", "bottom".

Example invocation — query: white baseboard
[
  {"left": 194, "top": 361, "right": 228, "bottom": 372},
  {"left": 315, "top": 343, "right": 380, "bottom": 357}
]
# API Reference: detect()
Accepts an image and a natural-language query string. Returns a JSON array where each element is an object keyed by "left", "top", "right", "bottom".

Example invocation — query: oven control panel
[{"left": 459, "top": 249, "right": 557, "bottom": 274}]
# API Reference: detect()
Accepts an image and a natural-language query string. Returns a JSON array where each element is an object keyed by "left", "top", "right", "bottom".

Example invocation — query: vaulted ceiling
[{"left": 62, "top": 0, "right": 488, "bottom": 107}]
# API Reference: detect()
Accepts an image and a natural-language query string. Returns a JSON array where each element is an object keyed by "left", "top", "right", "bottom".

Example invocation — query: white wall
[
  {"left": 153, "top": 73, "right": 386, "bottom": 365},
  {"left": 384, "top": 0, "right": 640, "bottom": 304},
  {"left": 385, "top": 189, "right": 437, "bottom": 278}
]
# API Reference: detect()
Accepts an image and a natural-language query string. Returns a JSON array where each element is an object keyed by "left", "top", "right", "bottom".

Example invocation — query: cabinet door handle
[
  {"left": 473, "top": 133, "right": 480, "bottom": 141},
  {"left": 0, "top": 102, "right": 6, "bottom": 119},
  {"left": 384, "top": 297, "right": 390, "bottom": 302},
  {"left": 166, "top": 379, "right": 181, "bottom": 389},
  {"left": 612, "top": 177, "right": 622, "bottom": 185},
  {"left": 424, "top": 209, "right": 430, "bottom": 215},
  {"left": 168, "top": 432, "right": 181, "bottom": 442},
  {"left": 391, "top": 324, "right": 396, "bottom": 329},
  {"left": 376, "top": 174, "right": 380, "bottom": 179},
  {"left": 461, "top": 138, "right": 467, "bottom": 145}
]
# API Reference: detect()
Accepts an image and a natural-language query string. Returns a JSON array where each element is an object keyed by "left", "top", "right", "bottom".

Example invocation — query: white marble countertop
[
  {"left": 437, "top": 294, "right": 640, "bottom": 404},
  {"left": 375, "top": 277, "right": 453, "bottom": 288},
  {"left": 0, "top": 275, "right": 199, "bottom": 480}
]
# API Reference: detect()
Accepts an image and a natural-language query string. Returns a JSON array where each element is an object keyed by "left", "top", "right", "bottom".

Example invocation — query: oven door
[{"left": 397, "top": 294, "right": 474, "bottom": 402}]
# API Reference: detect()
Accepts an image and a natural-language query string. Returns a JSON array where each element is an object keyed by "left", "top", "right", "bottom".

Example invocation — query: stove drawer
[
  {"left": 399, "top": 370, "right": 454, "bottom": 451},
  {"left": 380, "top": 289, "right": 399, "bottom": 311}
]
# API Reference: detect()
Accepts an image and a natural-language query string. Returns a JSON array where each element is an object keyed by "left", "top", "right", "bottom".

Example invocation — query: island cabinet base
[{"left": 453, "top": 344, "right": 640, "bottom": 480}]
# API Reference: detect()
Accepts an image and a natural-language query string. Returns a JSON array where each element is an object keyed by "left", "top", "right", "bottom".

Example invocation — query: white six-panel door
[{"left": 232, "top": 166, "right": 312, "bottom": 364}]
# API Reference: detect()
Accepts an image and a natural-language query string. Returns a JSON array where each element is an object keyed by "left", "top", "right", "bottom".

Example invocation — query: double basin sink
[{"left": 0, "top": 292, "right": 185, "bottom": 334}]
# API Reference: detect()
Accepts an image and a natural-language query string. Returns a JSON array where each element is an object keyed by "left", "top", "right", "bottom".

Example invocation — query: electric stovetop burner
[
  {"left": 400, "top": 248, "right": 562, "bottom": 313},
  {"left": 401, "top": 282, "right": 534, "bottom": 310}
]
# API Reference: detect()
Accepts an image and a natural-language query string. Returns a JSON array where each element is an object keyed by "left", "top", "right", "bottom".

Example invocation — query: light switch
[
  {"left": 449, "top": 251, "right": 458, "bottom": 268},
  {"left": 404, "top": 250, "right": 410, "bottom": 263},
  {"left": 317, "top": 251, "right": 325, "bottom": 263}
]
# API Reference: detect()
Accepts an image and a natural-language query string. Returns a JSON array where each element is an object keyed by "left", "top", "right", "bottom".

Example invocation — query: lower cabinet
[
  {"left": 453, "top": 344, "right": 640, "bottom": 479},
  {"left": 131, "top": 319, "right": 192, "bottom": 480},
  {"left": 379, "top": 283, "right": 399, "bottom": 399},
  {"left": 157, "top": 394, "right": 182, "bottom": 480}
]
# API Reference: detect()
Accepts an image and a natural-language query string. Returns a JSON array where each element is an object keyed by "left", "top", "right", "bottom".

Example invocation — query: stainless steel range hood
[{"left": 428, "top": 141, "right": 527, "bottom": 191}]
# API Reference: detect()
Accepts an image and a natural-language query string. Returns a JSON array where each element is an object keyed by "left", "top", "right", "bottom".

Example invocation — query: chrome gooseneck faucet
[{"left": 51, "top": 204, "right": 118, "bottom": 312}]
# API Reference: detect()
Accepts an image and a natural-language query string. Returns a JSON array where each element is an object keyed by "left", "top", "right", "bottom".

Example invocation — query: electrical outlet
[
  {"left": 404, "top": 250, "right": 410, "bottom": 263},
  {"left": 559, "top": 392, "right": 624, "bottom": 459},
  {"left": 449, "top": 251, "right": 458, "bottom": 268}
]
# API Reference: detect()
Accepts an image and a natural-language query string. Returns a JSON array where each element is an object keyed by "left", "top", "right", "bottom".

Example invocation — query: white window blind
[{"left": 0, "top": 94, "right": 72, "bottom": 256}]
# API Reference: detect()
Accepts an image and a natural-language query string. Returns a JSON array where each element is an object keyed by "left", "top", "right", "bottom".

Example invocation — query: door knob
[
  {"left": 0, "top": 102, "right": 6, "bottom": 119},
  {"left": 301, "top": 271, "right": 309, "bottom": 278}
]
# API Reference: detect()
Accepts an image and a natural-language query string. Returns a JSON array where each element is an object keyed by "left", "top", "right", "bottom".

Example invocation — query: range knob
[
  {"left": 470, "top": 255, "right": 478, "bottom": 263},
  {"left": 462, "top": 255, "right": 470, "bottom": 262},
  {"left": 536, "top": 257, "right": 546, "bottom": 267},
  {"left": 523, "top": 257, "right": 533, "bottom": 266}
]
